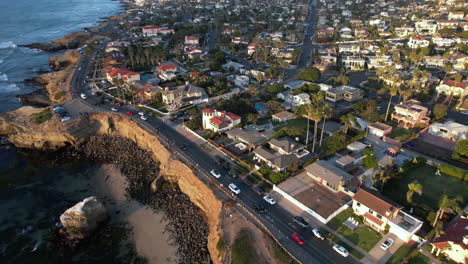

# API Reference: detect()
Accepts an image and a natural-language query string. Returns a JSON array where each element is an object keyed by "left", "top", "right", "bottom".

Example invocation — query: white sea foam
[
  {"left": 0, "top": 41, "right": 17, "bottom": 49},
  {"left": 0, "top": 73, "right": 8, "bottom": 81},
  {"left": 0, "top": 83, "right": 19, "bottom": 92}
]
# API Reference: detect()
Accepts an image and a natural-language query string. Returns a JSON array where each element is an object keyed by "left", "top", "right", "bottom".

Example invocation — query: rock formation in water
[{"left": 59, "top": 196, "right": 108, "bottom": 239}]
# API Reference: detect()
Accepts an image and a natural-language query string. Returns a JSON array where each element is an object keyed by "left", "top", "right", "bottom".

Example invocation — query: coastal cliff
[
  {"left": 20, "top": 31, "right": 108, "bottom": 52},
  {"left": 0, "top": 110, "right": 224, "bottom": 264}
]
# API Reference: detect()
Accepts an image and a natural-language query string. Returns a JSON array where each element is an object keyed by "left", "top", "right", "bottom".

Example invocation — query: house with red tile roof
[
  {"left": 105, "top": 68, "right": 141, "bottom": 83},
  {"left": 155, "top": 64, "right": 177, "bottom": 81},
  {"left": 202, "top": 108, "right": 241, "bottom": 132},
  {"left": 436, "top": 80, "right": 468, "bottom": 97},
  {"left": 142, "top": 26, "right": 163, "bottom": 37},
  {"left": 408, "top": 36, "right": 430, "bottom": 49},
  {"left": 184, "top": 36, "right": 199, "bottom": 46},
  {"left": 352, "top": 187, "right": 423, "bottom": 242},
  {"left": 431, "top": 213, "right": 468, "bottom": 264}
]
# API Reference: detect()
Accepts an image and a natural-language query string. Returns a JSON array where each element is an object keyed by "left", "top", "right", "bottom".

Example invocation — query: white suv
[
  {"left": 380, "top": 238, "right": 394, "bottom": 250},
  {"left": 332, "top": 244, "right": 349, "bottom": 257},
  {"left": 228, "top": 183, "right": 240, "bottom": 194}
]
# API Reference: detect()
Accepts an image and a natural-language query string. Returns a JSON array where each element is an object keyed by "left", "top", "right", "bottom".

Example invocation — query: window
[
  {"left": 356, "top": 202, "right": 361, "bottom": 207},
  {"left": 368, "top": 209, "right": 374, "bottom": 214},
  {"left": 376, "top": 214, "right": 382, "bottom": 219}
]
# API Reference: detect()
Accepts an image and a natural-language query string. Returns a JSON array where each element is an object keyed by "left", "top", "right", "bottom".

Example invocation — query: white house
[
  {"left": 431, "top": 214, "right": 468, "bottom": 264},
  {"left": 429, "top": 120, "right": 468, "bottom": 141},
  {"left": 105, "top": 68, "right": 141, "bottom": 83},
  {"left": 222, "top": 61, "right": 244, "bottom": 72},
  {"left": 201, "top": 108, "right": 241, "bottom": 132},
  {"left": 436, "top": 80, "right": 468, "bottom": 97},
  {"left": 234, "top": 75, "right": 249, "bottom": 88},
  {"left": 407, "top": 36, "right": 430, "bottom": 49},
  {"left": 184, "top": 36, "right": 199, "bottom": 46},
  {"left": 342, "top": 56, "right": 366, "bottom": 71},
  {"left": 292, "top": 93, "right": 311, "bottom": 107},
  {"left": 415, "top": 20, "right": 438, "bottom": 35}
]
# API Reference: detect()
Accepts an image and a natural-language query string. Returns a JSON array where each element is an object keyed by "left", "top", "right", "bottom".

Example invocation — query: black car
[
  {"left": 293, "top": 216, "right": 310, "bottom": 228},
  {"left": 242, "top": 178, "right": 253, "bottom": 186},
  {"left": 253, "top": 203, "right": 266, "bottom": 213},
  {"left": 251, "top": 186, "right": 265, "bottom": 196},
  {"left": 179, "top": 144, "right": 188, "bottom": 151}
]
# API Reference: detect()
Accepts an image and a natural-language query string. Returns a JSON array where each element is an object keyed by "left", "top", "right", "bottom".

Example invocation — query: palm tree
[
  {"left": 406, "top": 180, "right": 423, "bottom": 204},
  {"left": 310, "top": 93, "right": 325, "bottom": 153},
  {"left": 373, "top": 164, "right": 396, "bottom": 191},
  {"left": 433, "top": 195, "right": 463, "bottom": 227},
  {"left": 385, "top": 85, "right": 398, "bottom": 121},
  {"left": 339, "top": 113, "right": 359, "bottom": 134},
  {"left": 302, "top": 103, "right": 316, "bottom": 150},
  {"left": 319, "top": 103, "right": 332, "bottom": 147}
]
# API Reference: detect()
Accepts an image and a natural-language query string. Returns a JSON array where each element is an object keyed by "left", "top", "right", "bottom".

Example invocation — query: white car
[
  {"left": 228, "top": 183, "right": 240, "bottom": 194},
  {"left": 263, "top": 195, "right": 276, "bottom": 205},
  {"left": 312, "top": 228, "right": 326, "bottom": 240},
  {"left": 80, "top": 93, "right": 87, "bottom": 100},
  {"left": 380, "top": 238, "right": 394, "bottom": 250},
  {"left": 61, "top": 116, "right": 71, "bottom": 122},
  {"left": 138, "top": 111, "right": 145, "bottom": 116},
  {"left": 140, "top": 115, "right": 148, "bottom": 121},
  {"left": 111, "top": 107, "right": 118, "bottom": 112},
  {"left": 210, "top": 169, "right": 221, "bottom": 179},
  {"left": 332, "top": 244, "right": 349, "bottom": 257}
]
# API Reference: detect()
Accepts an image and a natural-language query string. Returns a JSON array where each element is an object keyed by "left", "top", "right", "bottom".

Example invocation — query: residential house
[
  {"left": 395, "top": 26, "right": 415, "bottom": 38},
  {"left": 272, "top": 111, "right": 294, "bottom": 123},
  {"left": 436, "top": 80, "right": 468, "bottom": 97},
  {"left": 352, "top": 187, "right": 423, "bottom": 242},
  {"left": 342, "top": 56, "right": 366, "bottom": 71},
  {"left": 437, "top": 20, "right": 459, "bottom": 30},
  {"left": 368, "top": 122, "right": 393, "bottom": 137},
  {"left": 448, "top": 52, "right": 467, "bottom": 71},
  {"left": 283, "top": 80, "right": 313, "bottom": 90},
  {"left": 415, "top": 20, "right": 438, "bottom": 35},
  {"left": 304, "top": 160, "right": 356, "bottom": 194},
  {"left": 253, "top": 147, "right": 299, "bottom": 172},
  {"left": 292, "top": 93, "right": 311, "bottom": 107},
  {"left": 234, "top": 75, "right": 249, "bottom": 88},
  {"left": 391, "top": 100, "right": 431, "bottom": 128},
  {"left": 432, "top": 36, "right": 455, "bottom": 47},
  {"left": 424, "top": 55, "right": 446, "bottom": 68},
  {"left": 105, "top": 68, "right": 141, "bottom": 83},
  {"left": 431, "top": 213, "right": 468, "bottom": 264},
  {"left": 247, "top": 44, "right": 261, "bottom": 56},
  {"left": 222, "top": 61, "right": 244, "bottom": 72},
  {"left": 367, "top": 55, "right": 393, "bottom": 69},
  {"left": 339, "top": 44, "right": 360, "bottom": 54},
  {"left": 429, "top": 120, "right": 468, "bottom": 140},
  {"left": 161, "top": 82, "right": 207, "bottom": 108},
  {"left": 325, "top": 85, "right": 364, "bottom": 102},
  {"left": 448, "top": 11, "right": 465, "bottom": 20},
  {"left": 407, "top": 36, "right": 430, "bottom": 49},
  {"left": 184, "top": 36, "right": 199, "bottom": 46},
  {"left": 226, "top": 125, "right": 274, "bottom": 149},
  {"left": 155, "top": 64, "right": 177, "bottom": 81},
  {"left": 142, "top": 25, "right": 163, "bottom": 37},
  {"left": 201, "top": 108, "right": 241, "bottom": 132}
]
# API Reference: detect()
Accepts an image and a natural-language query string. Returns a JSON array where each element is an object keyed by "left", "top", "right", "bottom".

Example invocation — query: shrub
[
  {"left": 438, "top": 164, "right": 467, "bottom": 181},
  {"left": 32, "top": 109, "right": 52, "bottom": 124},
  {"left": 216, "top": 237, "right": 226, "bottom": 254},
  {"left": 54, "top": 91, "right": 66, "bottom": 100}
]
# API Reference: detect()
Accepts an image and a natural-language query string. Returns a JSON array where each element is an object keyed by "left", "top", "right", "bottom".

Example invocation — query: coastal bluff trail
[{"left": 0, "top": 111, "right": 224, "bottom": 264}]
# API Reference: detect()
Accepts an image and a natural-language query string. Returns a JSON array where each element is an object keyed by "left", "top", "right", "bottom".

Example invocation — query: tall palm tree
[
  {"left": 385, "top": 85, "right": 399, "bottom": 121},
  {"left": 319, "top": 103, "right": 332, "bottom": 147},
  {"left": 339, "top": 113, "right": 359, "bottom": 134},
  {"left": 433, "top": 195, "right": 463, "bottom": 227},
  {"left": 302, "top": 103, "right": 316, "bottom": 150},
  {"left": 373, "top": 164, "right": 396, "bottom": 191},
  {"left": 407, "top": 180, "right": 423, "bottom": 204},
  {"left": 310, "top": 93, "right": 325, "bottom": 153}
]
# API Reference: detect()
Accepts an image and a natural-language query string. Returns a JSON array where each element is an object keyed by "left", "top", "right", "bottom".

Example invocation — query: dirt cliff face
[
  {"left": 0, "top": 110, "right": 224, "bottom": 263},
  {"left": 49, "top": 50, "right": 81, "bottom": 71}
]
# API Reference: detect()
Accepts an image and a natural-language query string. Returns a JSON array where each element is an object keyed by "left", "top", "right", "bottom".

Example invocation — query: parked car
[
  {"left": 332, "top": 244, "right": 349, "bottom": 257},
  {"left": 312, "top": 228, "right": 326, "bottom": 240},
  {"left": 74, "top": 88, "right": 79, "bottom": 93},
  {"left": 138, "top": 111, "right": 145, "bottom": 116},
  {"left": 80, "top": 93, "right": 87, "bottom": 100},
  {"left": 253, "top": 203, "right": 266, "bottom": 213},
  {"left": 61, "top": 116, "right": 71, "bottom": 122},
  {"left": 140, "top": 115, "right": 148, "bottom": 121},
  {"left": 210, "top": 169, "right": 221, "bottom": 179},
  {"left": 251, "top": 186, "right": 264, "bottom": 196},
  {"left": 125, "top": 111, "right": 134, "bottom": 116},
  {"left": 242, "top": 178, "right": 252, "bottom": 186},
  {"left": 380, "top": 238, "right": 394, "bottom": 250},
  {"left": 263, "top": 195, "right": 276, "bottom": 205},
  {"left": 291, "top": 233, "right": 305, "bottom": 245},
  {"left": 53, "top": 105, "right": 63, "bottom": 112},
  {"left": 228, "top": 183, "right": 241, "bottom": 194},
  {"left": 179, "top": 144, "right": 188, "bottom": 151},
  {"left": 293, "top": 216, "right": 310, "bottom": 228},
  {"left": 110, "top": 107, "right": 118, "bottom": 112},
  {"left": 115, "top": 102, "right": 123, "bottom": 107}
]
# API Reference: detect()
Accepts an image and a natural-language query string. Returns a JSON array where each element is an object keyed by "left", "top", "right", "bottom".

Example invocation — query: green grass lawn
[
  {"left": 327, "top": 208, "right": 353, "bottom": 230},
  {"left": 335, "top": 225, "right": 382, "bottom": 252},
  {"left": 388, "top": 127, "right": 416, "bottom": 141},
  {"left": 383, "top": 165, "right": 468, "bottom": 211},
  {"left": 331, "top": 237, "right": 365, "bottom": 259},
  {"left": 231, "top": 229, "right": 256, "bottom": 264},
  {"left": 273, "top": 117, "right": 308, "bottom": 132},
  {"left": 386, "top": 245, "right": 414, "bottom": 264},
  {"left": 407, "top": 252, "right": 430, "bottom": 264}
]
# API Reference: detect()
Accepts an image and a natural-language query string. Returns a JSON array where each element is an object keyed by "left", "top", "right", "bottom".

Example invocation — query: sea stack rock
[{"left": 59, "top": 196, "right": 107, "bottom": 239}]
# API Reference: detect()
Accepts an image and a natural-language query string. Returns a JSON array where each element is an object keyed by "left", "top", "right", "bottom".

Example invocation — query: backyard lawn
[
  {"left": 383, "top": 165, "right": 468, "bottom": 212},
  {"left": 273, "top": 117, "right": 308, "bottom": 132},
  {"left": 386, "top": 245, "right": 415, "bottom": 264},
  {"left": 388, "top": 127, "right": 415, "bottom": 141}
]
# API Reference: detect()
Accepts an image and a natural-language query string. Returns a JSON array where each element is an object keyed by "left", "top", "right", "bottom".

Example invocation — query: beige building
[
  {"left": 161, "top": 82, "right": 207, "bottom": 108},
  {"left": 391, "top": 100, "right": 430, "bottom": 128},
  {"left": 304, "top": 160, "right": 354, "bottom": 193},
  {"left": 201, "top": 108, "right": 241, "bottom": 132},
  {"left": 436, "top": 80, "right": 468, "bottom": 97},
  {"left": 325, "top": 85, "right": 364, "bottom": 103}
]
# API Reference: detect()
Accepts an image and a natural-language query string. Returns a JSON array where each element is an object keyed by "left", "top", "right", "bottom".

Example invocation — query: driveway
[{"left": 364, "top": 234, "right": 405, "bottom": 264}]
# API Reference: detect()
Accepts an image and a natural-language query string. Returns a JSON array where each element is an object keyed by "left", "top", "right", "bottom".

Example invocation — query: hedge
[{"left": 438, "top": 164, "right": 468, "bottom": 181}]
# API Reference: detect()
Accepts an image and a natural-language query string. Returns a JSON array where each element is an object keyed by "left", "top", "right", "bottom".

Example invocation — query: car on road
[
  {"left": 125, "top": 111, "right": 134, "bottom": 116},
  {"left": 253, "top": 203, "right": 266, "bottom": 213},
  {"left": 228, "top": 183, "right": 241, "bottom": 194},
  {"left": 138, "top": 111, "right": 145, "bottom": 116},
  {"left": 110, "top": 107, "right": 118, "bottom": 112},
  {"left": 263, "top": 195, "right": 276, "bottom": 205},
  {"left": 293, "top": 216, "right": 310, "bottom": 228},
  {"left": 242, "top": 178, "right": 253, "bottom": 186},
  {"left": 140, "top": 115, "right": 148, "bottom": 121},
  {"left": 291, "top": 233, "right": 305, "bottom": 245},
  {"left": 312, "top": 228, "right": 326, "bottom": 240},
  {"left": 61, "top": 116, "right": 71, "bottom": 122},
  {"left": 380, "top": 238, "right": 394, "bottom": 250},
  {"left": 115, "top": 102, "right": 123, "bottom": 107},
  {"left": 332, "top": 244, "right": 349, "bottom": 257},
  {"left": 179, "top": 144, "right": 188, "bottom": 151},
  {"left": 80, "top": 93, "right": 87, "bottom": 100},
  {"left": 251, "top": 186, "right": 264, "bottom": 196},
  {"left": 53, "top": 105, "right": 63, "bottom": 112},
  {"left": 210, "top": 169, "right": 221, "bottom": 179}
]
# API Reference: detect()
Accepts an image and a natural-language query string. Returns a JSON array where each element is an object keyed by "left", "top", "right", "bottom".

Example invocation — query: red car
[
  {"left": 291, "top": 233, "right": 305, "bottom": 245},
  {"left": 74, "top": 88, "right": 79, "bottom": 92},
  {"left": 125, "top": 111, "right": 134, "bottom": 116},
  {"left": 115, "top": 103, "right": 123, "bottom": 107}
]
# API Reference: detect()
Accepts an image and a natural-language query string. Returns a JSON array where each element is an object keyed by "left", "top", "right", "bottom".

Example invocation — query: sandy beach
[{"left": 90, "top": 164, "right": 178, "bottom": 264}]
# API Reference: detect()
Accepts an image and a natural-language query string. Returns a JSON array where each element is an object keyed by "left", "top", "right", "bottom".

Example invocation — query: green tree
[
  {"left": 298, "top": 67, "right": 321, "bottom": 82},
  {"left": 373, "top": 164, "right": 397, "bottom": 191},
  {"left": 406, "top": 180, "right": 423, "bottom": 204},
  {"left": 246, "top": 113, "right": 258, "bottom": 124},
  {"left": 452, "top": 139, "right": 468, "bottom": 161},
  {"left": 362, "top": 148, "right": 378, "bottom": 169},
  {"left": 433, "top": 194, "right": 463, "bottom": 227},
  {"left": 265, "top": 83, "right": 284, "bottom": 94},
  {"left": 266, "top": 100, "right": 284, "bottom": 113},
  {"left": 339, "top": 113, "right": 359, "bottom": 134},
  {"left": 319, "top": 104, "right": 333, "bottom": 147},
  {"left": 433, "top": 104, "right": 448, "bottom": 120},
  {"left": 385, "top": 86, "right": 399, "bottom": 121}
]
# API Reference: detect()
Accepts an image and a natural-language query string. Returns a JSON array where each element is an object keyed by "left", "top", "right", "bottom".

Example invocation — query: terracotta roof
[
  {"left": 433, "top": 216, "right": 468, "bottom": 250},
  {"left": 412, "top": 36, "right": 427, "bottom": 41},
  {"left": 364, "top": 212, "right": 384, "bottom": 226},
  {"left": 353, "top": 187, "right": 401, "bottom": 218},
  {"left": 225, "top": 112, "right": 241, "bottom": 121},
  {"left": 106, "top": 68, "right": 139, "bottom": 77},
  {"left": 156, "top": 64, "right": 176, "bottom": 71},
  {"left": 443, "top": 80, "right": 468, "bottom": 89},
  {"left": 185, "top": 36, "right": 198, "bottom": 41},
  {"left": 210, "top": 117, "right": 224, "bottom": 126},
  {"left": 143, "top": 25, "right": 162, "bottom": 30},
  {"left": 202, "top": 108, "right": 215, "bottom": 113}
]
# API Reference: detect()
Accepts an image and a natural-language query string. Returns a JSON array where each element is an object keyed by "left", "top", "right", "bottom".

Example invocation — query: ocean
[{"left": 0, "top": 0, "right": 122, "bottom": 112}]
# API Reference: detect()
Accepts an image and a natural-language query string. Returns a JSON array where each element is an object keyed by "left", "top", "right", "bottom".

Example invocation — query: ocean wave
[
  {"left": 0, "top": 73, "right": 8, "bottom": 81},
  {"left": 0, "top": 41, "right": 17, "bottom": 49},
  {"left": 0, "top": 83, "right": 19, "bottom": 92}
]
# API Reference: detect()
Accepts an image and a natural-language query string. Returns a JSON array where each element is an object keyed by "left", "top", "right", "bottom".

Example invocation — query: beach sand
[{"left": 90, "top": 164, "right": 178, "bottom": 264}]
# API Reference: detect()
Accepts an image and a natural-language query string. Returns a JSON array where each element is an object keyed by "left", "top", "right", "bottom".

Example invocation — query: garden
[{"left": 388, "top": 127, "right": 416, "bottom": 142}]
